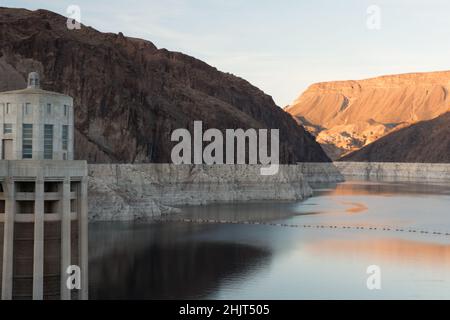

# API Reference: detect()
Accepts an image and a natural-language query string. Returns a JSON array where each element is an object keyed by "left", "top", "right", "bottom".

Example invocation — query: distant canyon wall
[
  {"left": 340, "top": 112, "right": 450, "bottom": 163},
  {"left": 86, "top": 162, "right": 449, "bottom": 222},
  {"left": 286, "top": 71, "right": 450, "bottom": 159},
  {"left": 87, "top": 163, "right": 344, "bottom": 221},
  {"left": 334, "top": 162, "right": 450, "bottom": 181}
]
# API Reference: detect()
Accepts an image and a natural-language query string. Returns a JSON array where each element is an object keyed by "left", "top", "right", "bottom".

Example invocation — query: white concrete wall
[
  {"left": 334, "top": 162, "right": 450, "bottom": 181},
  {"left": 87, "top": 163, "right": 344, "bottom": 221},
  {"left": 0, "top": 90, "right": 74, "bottom": 160},
  {"left": 0, "top": 160, "right": 87, "bottom": 178}
]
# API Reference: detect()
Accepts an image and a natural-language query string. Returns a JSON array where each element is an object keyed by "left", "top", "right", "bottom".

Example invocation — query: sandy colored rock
[
  {"left": 286, "top": 72, "right": 450, "bottom": 159},
  {"left": 340, "top": 112, "right": 450, "bottom": 163}
]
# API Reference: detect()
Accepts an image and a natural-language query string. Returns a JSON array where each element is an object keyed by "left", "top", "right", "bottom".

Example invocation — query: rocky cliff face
[
  {"left": 87, "top": 164, "right": 344, "bottom": 221},
  {"left": 286, "top": 72, "right": 450, "bottom": 159},
  {"left": 0, "top": 7, "right": 329, "bottom": 163},
  {"left": 334, "top": 162, "right": 450, "bottom": 181},
  {"left": 340, "top": 112, "right": 450, "bottom": 163}
]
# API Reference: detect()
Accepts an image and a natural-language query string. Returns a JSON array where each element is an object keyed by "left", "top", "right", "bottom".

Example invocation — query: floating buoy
[{"left": 170, "top": 218, "right": 450, "bottom": 238}]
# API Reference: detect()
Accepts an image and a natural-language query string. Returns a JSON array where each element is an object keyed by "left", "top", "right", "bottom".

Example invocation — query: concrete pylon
[
  {"left": 32, "top": 175, "right": 45, "bottom": 300},
  {"left": 60, "top": 177, "right": 71, "bottom": 300},
  {"left": 1, "top": 177, "right": 15, "bottom": 300}
]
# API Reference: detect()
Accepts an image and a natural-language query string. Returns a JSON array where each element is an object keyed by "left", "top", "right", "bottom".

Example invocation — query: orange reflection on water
[
  {"left": 324, "top": 180, "right": 450, "bottom": 197},
  {"left": 304, "top": 238, "right": 450, "bottom": 267},
  {"left": 339, "top": 201, "right": 368, "bottom": 214},
  {"left": 326, "top": 182, "right": 394, "bottom": 197}
]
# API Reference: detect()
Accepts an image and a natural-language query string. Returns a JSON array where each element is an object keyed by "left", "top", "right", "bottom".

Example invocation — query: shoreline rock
[
  {"left": 334, "top": 162, "right": 450, "bottom": 182},
  {"left": 88, "top": 163, "right": 344, "bottom": 221}
]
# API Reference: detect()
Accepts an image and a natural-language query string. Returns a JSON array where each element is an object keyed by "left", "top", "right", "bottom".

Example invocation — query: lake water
[{"left": 89, "top": 179, "right": 450, "bottom": 299}]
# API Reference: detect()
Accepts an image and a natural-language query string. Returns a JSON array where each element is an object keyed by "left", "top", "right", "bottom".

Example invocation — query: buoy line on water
[{"left": 155, "top": 218, "right": 450, "bottom": 238}]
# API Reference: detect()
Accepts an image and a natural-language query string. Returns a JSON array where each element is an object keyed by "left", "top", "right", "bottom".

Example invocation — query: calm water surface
[{"left": 89, "top": 180, "right": 450, "bottom": 299}]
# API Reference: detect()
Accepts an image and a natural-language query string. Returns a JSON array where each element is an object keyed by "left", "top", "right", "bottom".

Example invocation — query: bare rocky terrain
[
  {"left": 286, "top": 72, "right": 450, "bottom": 159},
  {"left": 340, "top": 112, "right": 450, "bottom": 163},
  {"left": 0, "top": 7, "right": 329, "bottom": 164},
  {"left": 334, "top": 161, "right": 450, "bottom": 181},
  {"left": 87, "top": 163, "right": 344, "bottom": 221}
]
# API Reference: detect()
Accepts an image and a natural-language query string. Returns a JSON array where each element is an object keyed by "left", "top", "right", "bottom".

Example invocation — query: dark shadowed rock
[
  {"left": 0, "top": 7, "right": 329, "bottom": 163},
  {"left": 340, "top": 112, "right": 450, "bottom": 163}
]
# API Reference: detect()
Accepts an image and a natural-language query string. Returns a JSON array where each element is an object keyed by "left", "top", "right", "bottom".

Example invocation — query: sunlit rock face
[
  {"left": 0, "top": 7, "right": 329, "bottom": 164},
  {"left": 340, "top": 112, "right": 450, "bottom": 163},
  {"left": 286, "top": 72, "right": 450, "bottom": 159}
]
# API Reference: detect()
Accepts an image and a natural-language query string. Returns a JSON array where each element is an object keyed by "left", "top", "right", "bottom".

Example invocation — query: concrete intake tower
[{"left": 0, "top": 72, "right": 88, "bottom": 300}]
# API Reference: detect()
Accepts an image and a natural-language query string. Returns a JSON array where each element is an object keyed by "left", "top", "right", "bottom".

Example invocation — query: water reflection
[
  {"left": 88, "top": 180, "right": 450, "bottom": 299},
  {"left": 304, "top": 237, "right": 450, "bottom": 267},
  {"left": 313, "top": 179, "right": 450, "bottom": 197},
  {"left": 89, "top": 222, "right": 271, "bottom": 299},
  {"left": 340, "top": 201, "right": 368, "bottom": 214},
  {"left": 172, "top": 202, "right": 304, "bottom": 223}
]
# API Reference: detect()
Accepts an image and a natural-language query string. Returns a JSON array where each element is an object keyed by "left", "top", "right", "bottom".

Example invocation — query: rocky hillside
[
  {"left": 340, "top": 112, "right": 450, "bottom": 163},
  {"left": 0, "top": 7, "right": 329, "bottom": 163},
  {"left": 286, "top": 72, "right": 450, "bottom": 159}
]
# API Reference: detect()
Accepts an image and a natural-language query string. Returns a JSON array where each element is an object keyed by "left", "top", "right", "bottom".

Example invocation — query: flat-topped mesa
[
  {"left": 286, "top": 71, "right": 450, "bottom": 160},
  {"left": 295, "top": 71, "right": 450, "bottom": 95}
]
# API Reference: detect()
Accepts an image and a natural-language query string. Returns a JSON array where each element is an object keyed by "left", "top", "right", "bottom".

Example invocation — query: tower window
[
  {"left": 62, "top": 125, "right": 68, "bottom": 151},
  {"left": 24, "top": 103, "right": 32, "bottom": 115},
  {"left": 44, "top": 124, "right": 53, "bottom": 160},
  {"left": 6, "top": 103, "right": 11, "bottom": 114},
  {"left": 64, "top": 105, "right": 69, "bottom": 117},
  {"left": 22, "top": 124, "right": 33, "bottom": 159},
  {"left": 3, "top": 123, "right": 12, "bottom": 134},
  {"left": 47, "top": 103, "right": 51, "bottom": 114}
]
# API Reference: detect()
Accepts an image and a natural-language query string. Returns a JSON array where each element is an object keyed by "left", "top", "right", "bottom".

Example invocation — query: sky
[{"left": 3, "top": 0, "right": 450, "bottom": 107}]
